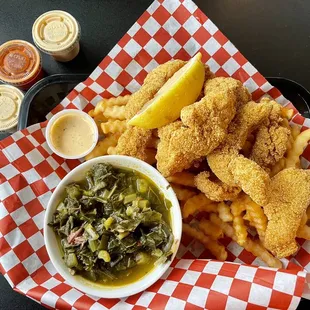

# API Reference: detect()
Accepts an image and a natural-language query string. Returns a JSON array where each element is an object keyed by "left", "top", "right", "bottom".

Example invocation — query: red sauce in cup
[{"left": 0, "top": 40, "right": 44, "bottom": 90}]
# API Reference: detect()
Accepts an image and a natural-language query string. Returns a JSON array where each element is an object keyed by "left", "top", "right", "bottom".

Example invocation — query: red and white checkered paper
[{"left": 1, "top": 0, "right": 310, "bottom": 309}]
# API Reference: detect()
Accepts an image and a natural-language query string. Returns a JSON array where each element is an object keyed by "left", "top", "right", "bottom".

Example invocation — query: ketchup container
[{"left": 0, "top": 40, "right": 43, "bottom": 90}]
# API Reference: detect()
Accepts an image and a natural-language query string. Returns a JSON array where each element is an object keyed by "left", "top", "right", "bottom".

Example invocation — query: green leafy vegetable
[{"left": 49, "top": 163, "right": 174, "bottom": 285}]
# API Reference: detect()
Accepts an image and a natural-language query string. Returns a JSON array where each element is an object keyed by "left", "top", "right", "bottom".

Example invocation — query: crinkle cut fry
[
  {"left": 182, "top": 193, "right": 217, "bottom": 219},
  {"left": 92, "top": 95, "right": 131, "bottom": 116},
  {"left": 85, "top": 134, "right": 120, "bottom": 160},
  {"left": 182, "top": 223, "right": 227, "bottom": 260},
  {"left": 170, "top": 184, "right": 196, "bottom": 201},
  {"left": 231, "top": 197, "right": 248, "bottom": 246},
  {"left": 285, "top": 128, "right": 310, "bottom": 168},
  {"left": 243, "top": 196, "right": 267, "bottom": 241},
  {"left": 217, "top": 202, "right": 233, "bottom": 222},
  {"left": 167, "top": 172, "right": 196, "bottom": 187},
  {"left": 198, "top": 218, "right": 223, "bottom": 239},
  {"left": 209, "top": 214, "right": 282, "bottom": 268}
]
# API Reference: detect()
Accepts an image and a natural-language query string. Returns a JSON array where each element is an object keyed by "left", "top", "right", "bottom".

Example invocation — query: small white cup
[{"left": 46, "top": 109, "right": 98, "bottom": 159}]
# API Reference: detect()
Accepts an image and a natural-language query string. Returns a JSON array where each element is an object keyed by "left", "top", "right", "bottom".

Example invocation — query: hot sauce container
[
  {"left": 0, "top": 84, "right": 24, "bottom": 131},
  {"left": 32, "top": 10, "right": 81, "bottom": 62},
  {"left": 0, "top": 40, "right": 43, "bottom": 90}
]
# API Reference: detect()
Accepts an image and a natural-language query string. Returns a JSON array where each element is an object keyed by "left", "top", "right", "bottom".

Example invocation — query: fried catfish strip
[
  {"left": 157, "top": 77, "right": 249, "bottom": 176},
  {"left": 195, "top": 171, "right": 241, "bottom": 202},
  {"left": 114, "top": 126, "right": 153, "bottom": 162},
  {"left": 250, "top": 99, "right": 291, "bottom": 170},
  {"left": 228, "top": 156, "right": 270, "bottom": 205},
  {"left": 208, "top": 100, "right": 274, "bottom": 186},
  {"left": 264, "top": 168, "right": 310, "bottom": 258}
]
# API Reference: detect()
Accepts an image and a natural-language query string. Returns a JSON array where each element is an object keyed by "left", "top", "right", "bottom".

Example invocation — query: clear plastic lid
[
  {"left": 32, "top": 10, "right": 80, "bottom": 54},
  {"left": 0, "top": 40, "right": 42, "bottom": 85},
  {"left": 0, "top": 84, "right": 24, "bottom": 130}
]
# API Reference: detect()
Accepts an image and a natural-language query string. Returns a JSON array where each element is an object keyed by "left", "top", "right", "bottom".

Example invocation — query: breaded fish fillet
[
  {"left": 250, "top": 99, "right": 291, "bottom": 169},
  {"left": 228, "top": 155, "right": 270, "bottom": 205},
  {"left": 156, "top": 77, "right": 249, "bottom": 176},
  {"left": 195, "top": 171, "right": 241, "bottom": 201},
  {"left": 208, "top": 100, "right": 274, "bottom": 186},
  {"left": 264, "top": 168, "right": 310, "bottom": 258},
  {"left": 114, "top": 126, "right": 153, "bottom": 161}
]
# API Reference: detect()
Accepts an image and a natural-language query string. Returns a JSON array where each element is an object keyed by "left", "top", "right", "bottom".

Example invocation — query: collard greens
[{"left": 49, "top": 163, "right": 174, "bottom": 283}]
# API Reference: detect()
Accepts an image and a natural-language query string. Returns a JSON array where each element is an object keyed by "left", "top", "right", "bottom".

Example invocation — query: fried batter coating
[
  {"left": 264, "top": 168, "right": 310, "bottom": 258},
  {"left": 228, "top": 156, "right": 270, "bottom": 205},
  {"left": 195, "top": 171, "right": 241, "bottom": 201},
  {"left": 208, "top": 100, "right": 274, "bottom": 186},
  {"left": 250, "top": 99, "right": 291, "bottom": 169},
  {"left": 250, "top": 125, "right": 290, "bottom": 168},
  {"left": 114, "top": 126, "right": 153, "bottom": 161},
  {"left": 157, "top": 77, "right": 249, "bottom": 177},
  {"left": 125, "top": 60, "right": 186, "bottom": 119},
  {"left": 204, "top": 77, "right": 251, "bottom": 112}
]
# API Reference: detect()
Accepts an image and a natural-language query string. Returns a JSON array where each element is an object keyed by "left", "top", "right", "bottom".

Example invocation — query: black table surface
[{"left": 1, "top": 0, "right": 309, "bottom": 309}]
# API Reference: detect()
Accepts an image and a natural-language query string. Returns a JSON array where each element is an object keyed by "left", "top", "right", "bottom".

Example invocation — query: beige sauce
[{"left": 50, "top": 114, "right": 95, "bottom": 156}]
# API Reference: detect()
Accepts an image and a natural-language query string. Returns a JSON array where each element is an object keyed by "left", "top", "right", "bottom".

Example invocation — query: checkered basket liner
[{"left": 1, "top": 0, "right": 309, "bottom": 309}]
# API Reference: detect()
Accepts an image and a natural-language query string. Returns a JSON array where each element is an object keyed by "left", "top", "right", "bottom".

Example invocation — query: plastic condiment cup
[
  {"left": 46, "top": 110, "right": 98, "bottom": 159},
  {"left": 0, "top": 40, "right": 43, "bottom": 90},
  {"left": 0, "top": 84, "right": 24, "bottom": 131},
  {"left": 44, "top": 155, "right": 182, "bottom": 298},
  {"left": 32, "top": 10, "right": 81, "bottom": 62}
]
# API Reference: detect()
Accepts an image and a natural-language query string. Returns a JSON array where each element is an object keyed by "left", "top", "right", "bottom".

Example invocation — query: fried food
[
  {"left": 204, "top": 77, "right": 251, "bottom": 112},
  {"left": 243, "top": 196, "right": 267, "bottom": 241},
  {"left": 125, "top": 60, "right": 186, "bottom": 119},
  {"left": 198, "top": 218, "right": 223, "bottom": 239},
  {"left": 210, "top": 213, "right": 282, "bottom": 268},
  {"left": 250, "top": 99, "right": 291, "bottom": 170},
  {"left": 183, "top": 223, "right": 227, "bottom": 260},
  {"left": 208, "top": 100, "right": 273, "bottom": 186},
  {"left": 231, "top": 197, "right": 248, "bottom": 245},
  {"left": 195, "top": 171, "right": 241, "bottom": 201},
  {"left": 101, "top": 120, "right": 127, "bottom": 134},
  {"left": 114, "top": 126, "right": 153, "bottom": 162},
  {"left": 285, "top": 128, "right": 310, "bottom": 168},
  {"left": 182, "top": 193, "right": 217, "bottom": 219},
  {"left": 171, "top": 184, "right": 197, "bottom": 201},
  {"left": 85, "top": 134, "right": 120, "bottom": 160},
  {"left": 167, "top": 171, "right": 196, "bottom": 187},
  {"left": 157, "top": 77, "right": 249, "bottom": 176},
  {"left": 86, "top": 57, "right": 310, "bottom": 266},
  {"left": 228, "top": 156, "right": 270, "bottom": 205},
  {"left": 217, "top": 202, "right": 233, "bottom": 222},
  {"left": 264, "top": 168, "right": 310, "bottom": 258}
]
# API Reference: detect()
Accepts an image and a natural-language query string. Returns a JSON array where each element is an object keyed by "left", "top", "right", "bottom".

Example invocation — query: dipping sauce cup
[
  {"left": 32, "top": 10, "right": 81, "bottom": 62},
  {"left": 46, "top": 110, "right": 98, "bottom": 159},
  {"left": 0, "top": 84, "right": 24, "bottom": 131},
  {"left": 0, "top": 40, "right": 43, "bottom": 90}
]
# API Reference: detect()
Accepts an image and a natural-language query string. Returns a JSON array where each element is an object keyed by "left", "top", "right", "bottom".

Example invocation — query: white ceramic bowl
[
  {"left": 44, "top": 155, "right": 182, "bottom": 298},
  {"left": 46, "top": 109, "right": 98, "bottom": 159}
]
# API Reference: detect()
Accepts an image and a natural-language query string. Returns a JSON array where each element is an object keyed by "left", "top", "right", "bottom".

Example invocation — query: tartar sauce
[{"left": 50, "top": 113, "right": 95, "bottom": 157}]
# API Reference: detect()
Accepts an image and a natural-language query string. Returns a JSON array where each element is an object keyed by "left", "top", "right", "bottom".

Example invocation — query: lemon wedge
[{"left": 128, "top": 53, "right": 205, "bottom": 129}]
